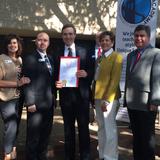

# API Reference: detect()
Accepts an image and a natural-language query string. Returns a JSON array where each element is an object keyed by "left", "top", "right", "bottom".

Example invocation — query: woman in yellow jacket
[
  {"left": 94, "top": 31, "right": 123, "bottom": 160},
  {"left": 0, "top": 34, "right": 30, "bottom": 160}
]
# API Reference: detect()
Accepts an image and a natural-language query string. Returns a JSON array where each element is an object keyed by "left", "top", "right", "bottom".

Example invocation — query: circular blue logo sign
[{"left": 121, "top": 0, "right": 151, "bottom": 24}]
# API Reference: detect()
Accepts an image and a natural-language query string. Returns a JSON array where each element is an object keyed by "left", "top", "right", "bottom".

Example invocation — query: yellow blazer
[{"left": 95, "top": 51, "right": 123, "bottom": 102}]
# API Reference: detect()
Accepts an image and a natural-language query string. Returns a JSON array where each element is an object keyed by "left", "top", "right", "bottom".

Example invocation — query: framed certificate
[{"left": 59, "top": 56, "right": 80, "bottom": 87}]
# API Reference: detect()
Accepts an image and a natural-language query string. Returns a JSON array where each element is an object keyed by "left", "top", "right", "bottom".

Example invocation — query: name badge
[
  {"left": 38, "top": 58, "right": 45, "bottom": 62},
  {"left": 4, "top": 60, "right": 12, "bottom": 64}
]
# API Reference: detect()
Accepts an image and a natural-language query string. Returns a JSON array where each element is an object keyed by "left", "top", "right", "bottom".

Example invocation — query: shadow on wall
[{"left": 0, "top": 0, "right": 117, "bottom": 33}]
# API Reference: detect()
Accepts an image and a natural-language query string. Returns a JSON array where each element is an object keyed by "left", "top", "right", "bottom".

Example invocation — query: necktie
[
  {"left": 44, "top": 55, "right": 52, "bottom": 75},
  {"left": 135, "top": 51, "right": 141, "bottom": 63},
  {"left": 96, "top": 51, "right": 105, "bottom": 65},
  {"left": 68, "top": 47, "right": 72, "bottom": 57},
  {"left": 97, "top": 47, "right": 102, "bottom": 58},
  {"left": 131, "top": 51, "right": 141, "bottom": 71}
]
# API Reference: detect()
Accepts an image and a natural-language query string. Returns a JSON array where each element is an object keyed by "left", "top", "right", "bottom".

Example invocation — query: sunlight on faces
[
  {"left": 62, "top": 27, "right": 76, "bottom": 46},
  {"left": 7, "top": 38, "right": 19, "bottom": 54},
  {"left": 36, "top": 32, "right": 50, "bottom": 52},
  {"left": 134, "top": 30, "right": 150, "bottom": 49},
  {"left": 100, "top": 35, "right": 114, "bottom": 51}
]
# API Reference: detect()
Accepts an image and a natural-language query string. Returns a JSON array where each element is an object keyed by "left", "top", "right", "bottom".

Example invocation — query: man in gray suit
[{"left": 124, "top": 25, "right": 160, "bottom": 160}]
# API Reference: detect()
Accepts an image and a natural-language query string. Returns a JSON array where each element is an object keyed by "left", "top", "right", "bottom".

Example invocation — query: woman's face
[
  {"left": 100, "top": 35, "right": 114, "bottom": 51},
  {"left": 7, "top": 38, "right": 19, "bottom": 53}
]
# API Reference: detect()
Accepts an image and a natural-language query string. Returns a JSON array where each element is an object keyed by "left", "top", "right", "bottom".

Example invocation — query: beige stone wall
[{"left": 0, "top": 0, "right": 159, "bottom": 37}]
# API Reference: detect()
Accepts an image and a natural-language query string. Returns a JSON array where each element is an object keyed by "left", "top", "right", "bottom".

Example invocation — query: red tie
[
  {"left": 97, "top": 47, "right": 101, "bottom": 58},
  {"left": 135, "top": 51, "right": 141, "bottom": 64},
  {"left": 132, "top": 51, "right": 141, "bottom": 71}
]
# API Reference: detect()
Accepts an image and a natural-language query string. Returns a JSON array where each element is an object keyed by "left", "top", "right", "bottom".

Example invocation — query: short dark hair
[
  {"left": 62, "top": 23, "right": 76, "bottom": 34},
  {"left": 134, "top": 25, "right": 151, "bottom": 37},
  {"left": 4, "top": 33, "right": 22, "bottom": 58},
  {"left": 99, "top": 31, "right": 115, "bottom": 42}
]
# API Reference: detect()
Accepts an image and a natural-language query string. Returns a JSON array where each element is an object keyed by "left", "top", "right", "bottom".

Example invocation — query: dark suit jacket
[
  {"left": 53, "top": 44, "right": 94, "bottom": 106},
  {"left": 124, "top": 45, "right": 160, "bottom": 111},
  {"left": 22, "top": 51, "right": 55, "bottom": 110}
]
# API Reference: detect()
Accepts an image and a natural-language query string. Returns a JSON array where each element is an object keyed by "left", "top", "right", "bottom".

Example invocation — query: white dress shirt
[{"left": 64, "top": 43, "right": 76, "bottom": 57}]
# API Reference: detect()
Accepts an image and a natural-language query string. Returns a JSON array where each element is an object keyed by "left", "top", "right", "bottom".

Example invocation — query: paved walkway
[{"left": 0, "top": 107, "right": 160, "bottom": 160}]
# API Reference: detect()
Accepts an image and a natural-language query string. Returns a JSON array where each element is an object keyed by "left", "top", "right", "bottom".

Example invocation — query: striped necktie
[
  {"left": 44, "top": 55, "right": 52, "bottom": 75},
  {"left": 68, "top": 47, "right": 72, "bottom": 57}
]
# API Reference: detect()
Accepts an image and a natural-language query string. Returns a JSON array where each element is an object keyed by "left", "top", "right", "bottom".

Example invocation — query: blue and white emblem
[{"left": 121, "top": 0, "right": 151, "bottom": 24}]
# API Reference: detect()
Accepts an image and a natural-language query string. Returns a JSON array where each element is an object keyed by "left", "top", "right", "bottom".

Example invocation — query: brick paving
[{"left": 0, "top": 107, "right": 160, "bottom": 160}]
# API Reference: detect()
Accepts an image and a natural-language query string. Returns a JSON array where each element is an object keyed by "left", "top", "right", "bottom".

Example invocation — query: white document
[
  {"left": 116, "top": 107, "right": 130, "bottom": 123},
  {"left": 59, "top": 57, "right": 79, "bottom": 87}
]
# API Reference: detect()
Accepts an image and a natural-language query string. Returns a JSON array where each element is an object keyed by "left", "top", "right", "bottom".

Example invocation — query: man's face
[
  {"left": 36, "top": 33, "right": 50, "bottom": 52},
  {"left": 134, "top": 30, "right": 150, "bottom": 49},
  {"left": 62, "top": 27, "right": 76, "bottom": 46}
]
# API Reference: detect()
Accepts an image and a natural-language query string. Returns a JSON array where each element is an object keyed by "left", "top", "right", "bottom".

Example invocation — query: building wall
[{"left": 0, "top": 0, "right": 160, "bottom": 38}]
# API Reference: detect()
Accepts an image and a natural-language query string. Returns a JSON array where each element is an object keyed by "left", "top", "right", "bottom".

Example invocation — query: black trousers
[
  {"left": 61, "top": 98, "right": 90, "bottom": 160},
  {"left": 128, "top": 108, "right": 157, "bottom": 160},
  {"left": 26, "top": 108, "right": 53, "bottom": 160},
  {"left": 0, "top": 99, "right": 18, "bottom": 154}
]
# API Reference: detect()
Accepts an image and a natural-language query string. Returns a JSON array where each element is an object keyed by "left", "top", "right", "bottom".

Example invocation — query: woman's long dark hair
[{"left": 4, "top": 33, "right": 22, "bottom": 58}]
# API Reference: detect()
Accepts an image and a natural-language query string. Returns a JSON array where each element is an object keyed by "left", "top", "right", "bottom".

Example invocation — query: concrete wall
[{"left": 0, "top": 0, "right": 159, "bottom": 38}]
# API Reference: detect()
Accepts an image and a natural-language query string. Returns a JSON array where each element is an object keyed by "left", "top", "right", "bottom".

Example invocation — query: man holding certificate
[{"left": 55, "top": 24, "right": 93, "bottom": 160}]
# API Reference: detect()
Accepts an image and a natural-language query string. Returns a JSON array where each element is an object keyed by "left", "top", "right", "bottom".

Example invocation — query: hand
[
  {"left": 16, "top": 66, "right": 22, "bottom": 74},
  {"left": 101, "top": 101, "right": 109, "bottom": 112},
  {"left": 76, "top": 70, "right": 87, "bottom": 78},
  {"left": 28, "top": 104, "right": 37, "bottom": 112},
  {"left": 149, "top": 104, "right": 158, "bottom": 111},
  {"left": 56, "top": 81, "right": 64, "bottom": 88},
  {"left": 17, "top": 76, "right": 30, "bottom": 87}
]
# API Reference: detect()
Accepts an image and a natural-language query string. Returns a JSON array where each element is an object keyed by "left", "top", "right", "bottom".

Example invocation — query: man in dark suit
[
  {"left": 124, "top": 25, "right": 160, "bottom": 160},
  {"left": 54, "top": 24, "right": 93, "bottom": 160},
  {"left": 22, "top": 32, "right": 55, "bottom": 160}
]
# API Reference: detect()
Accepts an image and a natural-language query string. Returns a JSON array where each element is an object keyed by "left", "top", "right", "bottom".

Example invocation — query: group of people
[{"left": 0, "top": 23, "right": 159, "bottom": 160}]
